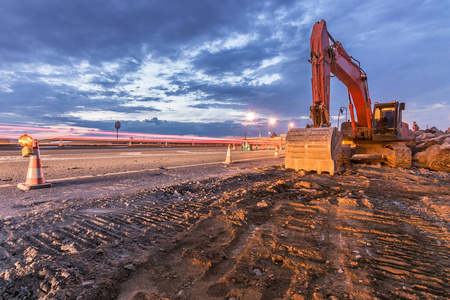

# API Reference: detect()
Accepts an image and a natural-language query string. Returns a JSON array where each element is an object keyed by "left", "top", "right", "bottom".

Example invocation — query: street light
[
  {"left": 289, "top": 122, "right": 295, "bottom": 132},
  {"left": 245, "top": 112, "right": 255, "bottom": 140},
  {"left": 268, "top": 118, "right": 276, "bottom": 137}
]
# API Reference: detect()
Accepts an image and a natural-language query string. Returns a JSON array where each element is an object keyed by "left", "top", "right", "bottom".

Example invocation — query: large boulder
[
  {"left": 416, "top": 134, "right": 450, "bottom": 152},
  {"left": 416, "top": 132, "right": 436, "bottom": 140},
  {"left": 413, "top": 141, "right": 450, "bottom": 172}
]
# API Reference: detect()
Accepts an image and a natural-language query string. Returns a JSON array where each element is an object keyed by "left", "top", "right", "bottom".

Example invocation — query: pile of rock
[{"left": 412, "top": 126, "right": 450, "bottom": 172}]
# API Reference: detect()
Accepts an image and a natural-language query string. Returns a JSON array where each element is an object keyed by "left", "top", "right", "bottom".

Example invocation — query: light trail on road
[{"left": 0, "top": 123, "right": 244, "bottom": 142}]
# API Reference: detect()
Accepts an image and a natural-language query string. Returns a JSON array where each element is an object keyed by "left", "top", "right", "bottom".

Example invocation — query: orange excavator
[{"left": 285, "top": 20, "right": 412, "bottom": 175}]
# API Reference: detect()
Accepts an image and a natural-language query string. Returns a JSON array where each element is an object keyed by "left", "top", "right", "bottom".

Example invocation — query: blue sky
[{"left": 0, "top": 0, "right": 449, "bottom": 138}]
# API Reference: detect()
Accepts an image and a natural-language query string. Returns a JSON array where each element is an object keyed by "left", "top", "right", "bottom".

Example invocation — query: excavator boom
[{"left": 309, "top": 20, "right": 372, "bottom": 137}]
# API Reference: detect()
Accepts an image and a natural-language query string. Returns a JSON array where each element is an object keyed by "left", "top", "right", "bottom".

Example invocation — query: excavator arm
[{"left": 309, "top": 20, "right": 372, "bottom": 138}]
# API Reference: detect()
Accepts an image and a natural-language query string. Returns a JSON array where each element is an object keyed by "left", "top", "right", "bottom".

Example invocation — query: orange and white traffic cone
[
  {"left": 232, "top": 143, "right": 235, "bottom": 151},
  {"left": 224, "top": 144, "right": 233, "bottom": 164},
  {"left": 274, "top": 147, "right": 279, "bottom": 158},
  {"left": 17, "top": 139, "right": 52, "bottom": 191}
]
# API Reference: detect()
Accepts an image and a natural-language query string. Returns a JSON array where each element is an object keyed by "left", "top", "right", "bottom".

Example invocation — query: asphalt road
[{"left": 0, "top": 145, "right": 284, "bottom": 219}]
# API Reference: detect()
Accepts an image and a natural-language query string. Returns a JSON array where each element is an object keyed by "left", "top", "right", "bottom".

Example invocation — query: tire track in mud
[
  {"left": 1, "top": 165, "right": 449, "bottom": 299},
  {"left": 0, "top": 178, "right": 231, "bottom": 299},
  {"left": 333, "top": 170, "right": 450, "bottom": 300},
  {"left": 0, "top": 205, "right": 193, "bottom": 274},
  {"left": 128, "top": 167, "right": 448, "bottom": 300}
]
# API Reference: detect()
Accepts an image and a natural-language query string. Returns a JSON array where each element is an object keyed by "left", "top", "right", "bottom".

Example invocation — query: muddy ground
[{"left": 0, "top": 164, "right": 449, "bottom": 299}]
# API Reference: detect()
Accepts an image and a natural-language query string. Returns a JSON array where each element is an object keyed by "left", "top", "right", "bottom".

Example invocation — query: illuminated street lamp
[
  {"left": 268, "top": 118, "right": 276, "bottom": 137},
  {"left": 289, "top": 122, "right": 295, "bottom": 132},
  {"left": 244, "top": 112, "right": 255, "bottom": 140}
]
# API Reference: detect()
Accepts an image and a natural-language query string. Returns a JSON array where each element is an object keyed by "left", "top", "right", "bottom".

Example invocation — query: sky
[{"left": 0, "top": 0, "right": 449, "bottom": 139}]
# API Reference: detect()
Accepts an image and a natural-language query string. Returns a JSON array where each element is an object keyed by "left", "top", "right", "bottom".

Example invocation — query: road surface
[{"left": 0, "top": 145, "right": 284, "bottom": 219}]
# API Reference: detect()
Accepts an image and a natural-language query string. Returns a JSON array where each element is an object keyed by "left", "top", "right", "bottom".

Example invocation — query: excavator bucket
[{"left": 285, "top": 127, "right": 341, "bottom": 175}]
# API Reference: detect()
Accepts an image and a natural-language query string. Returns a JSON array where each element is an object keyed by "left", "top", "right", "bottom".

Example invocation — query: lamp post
[
  {"left": 258, "top": 114, "right": 261, "bottom": 138},
  {"left": 245, "top": 112, "right": 255, "bottom": 140},
  {"left": 268, "top": 118, "right": 276, "bottom": 137}
]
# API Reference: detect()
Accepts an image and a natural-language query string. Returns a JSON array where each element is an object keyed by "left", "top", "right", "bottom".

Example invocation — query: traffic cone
[
  {"left": 274, "top": 147, "right": 279, "bottom": 158},
  {"left": 17, "top": 139, "right": 52, "bottom": 191},
  {"left": 232, "top": 143, "right": 236, "bottom": 151},
  {"left": 224, "top": 144, "right": 233, "bottom": 164}
]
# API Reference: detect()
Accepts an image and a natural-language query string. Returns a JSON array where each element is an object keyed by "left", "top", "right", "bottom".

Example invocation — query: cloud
[
  {"left": 0, "top": 0, "right": 449, "bottom": 136},
  {"left": 144, "top": 117, "right": 165, "bottom": 125}
]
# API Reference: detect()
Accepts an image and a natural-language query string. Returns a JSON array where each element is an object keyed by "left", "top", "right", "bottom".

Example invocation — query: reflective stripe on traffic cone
[
  {"left": 17, "top": 140, "right": 52, "bottom": 191},
  {"left": 274, "top": 147, "right": 279, "bottom": 158},
  {"left": 224, "top": 144, "right": 233, "bottom": 164}
]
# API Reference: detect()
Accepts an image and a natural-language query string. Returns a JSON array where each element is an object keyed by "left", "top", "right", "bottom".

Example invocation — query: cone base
[{"left": 17, "top": 182, "right": 52, "bottom": 191}]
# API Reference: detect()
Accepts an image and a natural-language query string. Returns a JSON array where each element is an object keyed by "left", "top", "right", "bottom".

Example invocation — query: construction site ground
[{"left": 1, "top": 163, "right": 449, "bottom": 299}]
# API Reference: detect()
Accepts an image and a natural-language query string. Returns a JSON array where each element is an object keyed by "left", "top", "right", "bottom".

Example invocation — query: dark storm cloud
[
  {"left": 191, "top": 42, "right": 278, "bottom": 76},
  {"left": 144, "top": 117, "right": 165, "bottom": 125},
  {"left": 125, "top": 119, "right": 243, "bottom": 138},
  {"left": 0, "top": 0, "right": 257, "bottom": 66},
  {"left": 1, "top": 0, "right": 449, "bottom": 137}
]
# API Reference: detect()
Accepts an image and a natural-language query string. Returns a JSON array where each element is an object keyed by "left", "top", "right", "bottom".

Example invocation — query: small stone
[
  {"left": 81, "top": 281, "right": 94, "bottom": 288},
  {"left": 257, "top": 200, "right": 269, "bottom": 208},
  {"left": 124, "top": 264, "right": 136, "bottom": 271},
  {"left": 338, "top": 269, "right": 344, "bottom": 274},
  {"left": 39, "top": 281, "right": 50, "bottom": 293},
  {"left": 253, "top": 269, "right": 262, "bottom": 276},
  {"left": 272, "top": 255, "right": 283, "bottom": 262},
  {"left": 310, "top": 224, "right": 315, "bottom": 229},
  {"left": 313, "top": 292, "right": 324, "bottom": 300}
]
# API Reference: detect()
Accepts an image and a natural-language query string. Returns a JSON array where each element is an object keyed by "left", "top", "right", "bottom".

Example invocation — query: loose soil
[{"left": 1, "top": 164, "right": 449, "bottom": 299}]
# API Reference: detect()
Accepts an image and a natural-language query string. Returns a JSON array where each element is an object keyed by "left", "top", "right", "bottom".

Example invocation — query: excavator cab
[{"left": 372, "top": 101, "right": 405, "bottom": 141}]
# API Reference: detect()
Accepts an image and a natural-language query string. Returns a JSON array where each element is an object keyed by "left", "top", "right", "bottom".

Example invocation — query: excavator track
[
  {"left": 384, "top": 143, "right": 412, "bottom": 168},
  {"left": 285, "top": 127, "right": 341, "bottom": 175}
]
